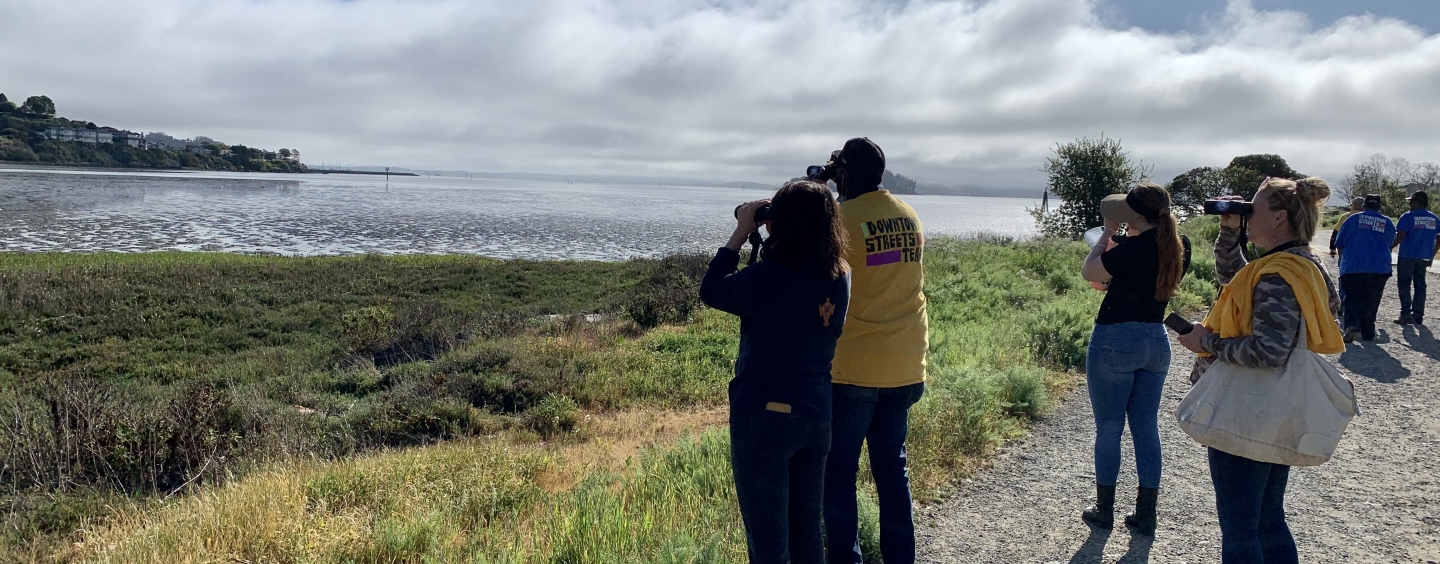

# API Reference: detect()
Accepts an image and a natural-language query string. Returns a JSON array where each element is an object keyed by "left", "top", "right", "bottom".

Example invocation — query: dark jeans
[
  {"left": 1341, "top": 273, "right": 1389, "bottom": 340},
  {"left": 1086, "top": 322, "right": 1171, "bottom": 488},
  {"left": 1397, "top": 258, "right": 1430, "bottom": 321},
  {"left": 1208, "top": 448, "right": 1298, "bottom": 564},
  {"left": 731, "top": 408, "right": 832, "bottom": 564},
  {"left": 824, "top": 382, "right": 925, "bottom": 564}
]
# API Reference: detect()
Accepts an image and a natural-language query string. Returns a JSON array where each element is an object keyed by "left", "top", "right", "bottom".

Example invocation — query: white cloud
[{"left": 1, "top": 0, "right": 1436, "bottom": 189}]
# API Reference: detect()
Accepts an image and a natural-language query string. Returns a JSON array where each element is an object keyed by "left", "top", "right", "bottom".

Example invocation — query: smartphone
[{"left": 1164, "top": 312, "right": 1194, "bottom": 335}]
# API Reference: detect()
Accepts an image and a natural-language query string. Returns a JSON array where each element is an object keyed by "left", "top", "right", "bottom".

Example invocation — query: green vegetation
[
  {"left": 1, "top": 234, "right": 1218, "bottom": 562},
  {"left": 0, "top": 91, "right": 305, "bottom": 172},
  {"left": 1031, "top": 135, "right": 1152, "bottom": 239},
  {"left": 1030, "top": 135, "right": 1330, "bottom": 238},
  {"left": 1168, "top": 154, "right": 1304, "bottom": 217}
]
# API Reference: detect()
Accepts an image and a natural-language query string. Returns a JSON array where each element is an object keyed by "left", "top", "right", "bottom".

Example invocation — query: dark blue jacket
[{"left": 700, "top": 247, "right": 850, "bottom": 421}]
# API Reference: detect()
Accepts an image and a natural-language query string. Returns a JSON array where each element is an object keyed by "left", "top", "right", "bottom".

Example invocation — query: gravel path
[{"left": 917, "top": 243, "right": 1440, "bottom": 563}]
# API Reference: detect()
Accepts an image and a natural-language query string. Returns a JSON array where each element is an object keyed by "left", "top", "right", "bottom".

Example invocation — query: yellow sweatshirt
[{"left": 832, "top": 190, "right": 928, "bottom": 387}]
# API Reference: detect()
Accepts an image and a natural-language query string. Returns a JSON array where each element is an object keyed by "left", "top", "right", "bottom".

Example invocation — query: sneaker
[
  {"left": 1394, "top": 316, "right": 1415, "bottom": 325},
  {"left": 1343, "top": 329, "right": 1360, "bottom": 343}
]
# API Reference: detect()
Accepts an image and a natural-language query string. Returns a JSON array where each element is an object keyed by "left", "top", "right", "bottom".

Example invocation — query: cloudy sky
[{"left": 2, "top": 0, "right": 1437, "bottom": 191}]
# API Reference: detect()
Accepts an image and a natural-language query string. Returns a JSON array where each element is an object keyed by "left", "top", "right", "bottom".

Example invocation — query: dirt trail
[{"left": 917, "top": 240, "right": 1440, "bottom": 563}]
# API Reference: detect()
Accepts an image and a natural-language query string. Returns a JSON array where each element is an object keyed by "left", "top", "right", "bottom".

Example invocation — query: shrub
[
  {"left": 526, "top": 393, "right": 580, "bottom": 438},
  {"left": 341, "top": 305, "right": 394, "bottom": 352},
  {"left": 623, "top": 253, "right": 708, "bottom": 328},
  {"left": 344, "top": 301, "right": 471, "bottom": 366},
  {"left": 0, "top": 378, "right": 242, "bottom": 494},
  {"left": 995, "top": 366, "right": 1050, "bottom": 419},
  {"left": 1025, "top": 301, "right": 1093, "bottom": 370}
]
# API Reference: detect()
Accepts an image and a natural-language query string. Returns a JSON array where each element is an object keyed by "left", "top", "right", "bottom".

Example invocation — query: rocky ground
[{"left": 917, "top": 241, "right": 1440, "bottom": 563}]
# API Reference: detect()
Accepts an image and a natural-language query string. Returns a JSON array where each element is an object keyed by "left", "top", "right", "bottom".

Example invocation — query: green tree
[
  {"left": 1223, "top": 154, "right": 1301, "bottom": 199},
  {"left": 0, "top": 93, "right": 13, "bottom": 114},
  {"left": 1031, "top": 135, "right": 1151, "bottom": 239},
  {"left": 1227, "top": 154, "right": 1300, "bottom": 179},
  {"left": 1168, "top": 166, "right": 1228, "bottom": 218},
  {"left": 21, "top": 95, "right": 56, "bottom": 118}
]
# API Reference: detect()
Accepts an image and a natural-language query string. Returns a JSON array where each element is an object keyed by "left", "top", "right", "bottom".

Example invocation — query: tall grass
[{"left": 8, "top": 231, "right": 1219, "bottom": 562}]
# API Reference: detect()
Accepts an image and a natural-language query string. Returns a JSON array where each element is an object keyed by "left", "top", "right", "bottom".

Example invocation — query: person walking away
[
  {"left": 1078, "top": 183, "right": 1191, "bottom": 536},
  {"left": 821, "top": 138, "right": 928, "bottom": 564},
  {"left": 1178, "top": 177, "right": 1343, "bottom": 563},
  {"left": 1334, "top": 194, "right": 1396, "bottom": 342},
  {"left": 1328, "top": 197, "right": 1365, "bottom": 258},
  {"left": 1391, "top": 190, "right": 1439, "bottom": 325},
  {"left": 700, "top": 181, "right": 852, "bottom": 564}
]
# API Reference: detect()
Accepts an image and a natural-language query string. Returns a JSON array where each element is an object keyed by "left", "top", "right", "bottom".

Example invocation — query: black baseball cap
[
  {"left": 1409, "top": 191, "right": 1429, "bottom": 207},
  {"left": 835, "top": 137, "right": 885, "bottom": 187},
  {"left": 1364, "top": 194, "right": 1383, "bottom": 210}
]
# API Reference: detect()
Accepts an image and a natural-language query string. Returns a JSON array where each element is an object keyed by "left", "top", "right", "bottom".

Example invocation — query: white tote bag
[{"left": 1175, "top": 324, "right": 1360, "bottom": 467}]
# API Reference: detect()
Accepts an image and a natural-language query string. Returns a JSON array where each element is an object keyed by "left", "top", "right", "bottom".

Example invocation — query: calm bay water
[{"left": 0, "top": 168, "right": 1037, "bottom": 260}]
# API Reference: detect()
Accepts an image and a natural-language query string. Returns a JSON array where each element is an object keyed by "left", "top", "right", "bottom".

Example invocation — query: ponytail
[{"left": 1154, "top": 212, "right": 1184, "bottom": 301}]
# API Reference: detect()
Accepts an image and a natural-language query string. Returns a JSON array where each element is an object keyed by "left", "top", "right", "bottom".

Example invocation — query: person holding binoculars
[
  {"left": 1079, "top": 182, "right": 1190, "bottom": 536},
  {"left": 1178, "top": 177, "right": 1343, "bottom": 563},
  {"left": 700, "top": 180, "right": 851, "bottom": 564},
  {"left": 816, "top": 138, "right": 928, "bottom": 564}
]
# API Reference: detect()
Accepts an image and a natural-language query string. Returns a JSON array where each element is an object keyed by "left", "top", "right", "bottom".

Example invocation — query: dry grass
[{"left": 71, "top": 407, "right": 729, "bottom": 564}]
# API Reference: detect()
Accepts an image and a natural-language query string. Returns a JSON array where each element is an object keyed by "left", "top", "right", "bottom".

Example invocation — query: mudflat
[{"left": 917, "top": 250, "right": 1440, "bottom": 564}]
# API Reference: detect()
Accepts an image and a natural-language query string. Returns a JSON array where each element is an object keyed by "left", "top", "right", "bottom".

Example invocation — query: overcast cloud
[{"left": 1, "top": 0, "right": 1437, "bottom": 190}]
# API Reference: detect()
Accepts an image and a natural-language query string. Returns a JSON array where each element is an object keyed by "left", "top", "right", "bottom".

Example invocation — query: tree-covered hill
[{"left": 0, "top": 92, "right": 306, "bottom": 173}]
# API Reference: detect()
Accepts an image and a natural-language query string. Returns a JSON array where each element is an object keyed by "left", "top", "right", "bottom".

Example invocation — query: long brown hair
[
  {"left": 1131, "top": 183, "right": 1184, "bottom": 301},
  {"left": 762, "top": 181, "right": 849, "bottom": 280}
]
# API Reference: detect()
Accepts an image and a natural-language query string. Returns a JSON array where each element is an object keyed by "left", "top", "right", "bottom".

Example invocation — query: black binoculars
[
  {"left": 734, "top": 204, "right": 773, "bottom": 223},
  {"left": 1203, "top": 199, "right": 1253, "bottom": 217}
]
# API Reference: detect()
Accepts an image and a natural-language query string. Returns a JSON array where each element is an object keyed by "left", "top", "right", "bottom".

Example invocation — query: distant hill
[
  {"left": 0, "top": 91, "right": 306, "bottom": 173},
  {"left": 916, "top": 183, "right": 1037, "bottom": 199}
]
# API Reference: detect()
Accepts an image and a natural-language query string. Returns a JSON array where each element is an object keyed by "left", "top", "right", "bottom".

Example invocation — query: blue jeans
[
  {"left": 1398, "top": 258, "right": 1430, "bottom": 321},
  {"left": 1208, "top": 447, "right": 1298, "bottom": 564},
  {"left": 1086, "top": 322, "right": 1170, "bottom": 489},
  {"left": 824, "top": 382, "right": 925, "bottom": 564},
  {"left": 731, "top": 408, "right": 831, "bottom": 564}
]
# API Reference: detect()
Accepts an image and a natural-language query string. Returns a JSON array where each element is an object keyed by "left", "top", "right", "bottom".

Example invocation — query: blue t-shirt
[
  {"left": 1335, "top": 210, "right": 1397, "bottom": 276},
  {"left": 1396, "top": 210, "right": 1439, "bottom": 260}
]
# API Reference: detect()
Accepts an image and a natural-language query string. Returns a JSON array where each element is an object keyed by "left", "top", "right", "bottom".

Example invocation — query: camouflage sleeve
[
  {"left": 1200, "top": 274, "right": 1300, "bottom": 369},
  {"left": 1214, "top": 226, "right": 1248, "bottom": 285}
]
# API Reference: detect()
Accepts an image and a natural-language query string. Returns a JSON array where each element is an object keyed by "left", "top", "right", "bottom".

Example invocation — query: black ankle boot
[
  {"left": 1082, "top": 484, "right": 1116, "bottom": 528},
  {"left": 1125, "top": 487, "right": 1158, "bottom": 536}
]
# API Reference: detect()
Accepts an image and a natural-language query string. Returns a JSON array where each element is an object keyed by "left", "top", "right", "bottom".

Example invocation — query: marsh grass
[{"left": 6, "top": 231, "right": 1218, "bottom": 562}]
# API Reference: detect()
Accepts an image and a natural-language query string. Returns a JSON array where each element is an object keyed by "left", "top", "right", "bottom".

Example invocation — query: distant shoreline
[
  {"left": 0, "top": 162, "right": 1039, "bottom": 200},
  {"left": 310, "top": 169, "right": 419, "bottom": 177}
]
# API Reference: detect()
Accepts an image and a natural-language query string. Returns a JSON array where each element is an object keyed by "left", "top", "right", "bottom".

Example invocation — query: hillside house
[
  {"left": 43, "top": 127, "right": 76, "bottom": 142},
  {"left": 116, "top": 130, "right": 147, "bottom": 149},
  {"left": 43, "top": 126, "right": 118, "bottom": 145}
]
